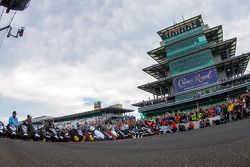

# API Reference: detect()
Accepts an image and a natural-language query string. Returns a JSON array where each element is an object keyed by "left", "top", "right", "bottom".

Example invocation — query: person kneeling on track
[
  {"left": 90, "top": 126, "right": 105, "bottom": 140},
  {"left": 199, "top": 120, "right": 206, "bottom": 128},
  {"left": 188, "top": 121, "right": 194, "bottom": 130},
  {"left": 205, "top": 119, "right": 211, "bottom": 127},
  {"left": 179, "top": 124, "right": 186, "bottom": 132},
  {"left": 171, "top": 122, "right": 178, "bottom": 133}
]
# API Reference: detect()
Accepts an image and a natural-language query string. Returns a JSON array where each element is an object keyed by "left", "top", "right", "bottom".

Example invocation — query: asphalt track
[{"left": 1, "top": 120, "right": 250, "bottom": 167}]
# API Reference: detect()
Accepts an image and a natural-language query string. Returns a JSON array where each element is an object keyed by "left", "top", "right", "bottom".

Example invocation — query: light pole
[
  {"left": 0, "top": 25, "right": 25, "bottom": 48},
  {"left": 0, "top": 25, "right": 24, "bottom": 38}
]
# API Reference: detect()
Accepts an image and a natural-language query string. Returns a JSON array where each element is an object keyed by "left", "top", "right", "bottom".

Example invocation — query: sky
[{"left": 0, "top": 0, "right": 250, "bottom": 124}]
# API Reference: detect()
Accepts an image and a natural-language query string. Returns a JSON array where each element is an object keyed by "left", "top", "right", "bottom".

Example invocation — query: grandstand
[
  {"left": 133, "top": 15, "right": 250, "bottom": 117},
  {"left": 33, "top": 104, "right": 133, "bottom": 125},
  {"left": 32, "top": 116, "right": 54, "bottom": 123}
]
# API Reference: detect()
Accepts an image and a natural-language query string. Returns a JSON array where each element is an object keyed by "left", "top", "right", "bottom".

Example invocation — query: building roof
[
  {"left": 32, "top": 116, "right": 54, "bottom": 123},
  {"left": 205, "top": 25, "right": 223, "bottom": 43},
  {"left": 157, "top": 15, "right": 204, "bottom": 40},
  {"left": 138, "top": 52, "right": 250, "bottom": 96},
  {"left": 52, "top": 106, "right": 134, "bottom": 122}
]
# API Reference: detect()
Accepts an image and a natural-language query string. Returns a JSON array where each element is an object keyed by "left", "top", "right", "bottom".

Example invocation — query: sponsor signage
[{"left": 173, "top": 67, "right": 219, "bottom": 93}]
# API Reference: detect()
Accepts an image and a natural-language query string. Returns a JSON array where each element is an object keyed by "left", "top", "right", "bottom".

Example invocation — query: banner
[{"left": 173, "top": 67, "right": 219, "bottom": 93}]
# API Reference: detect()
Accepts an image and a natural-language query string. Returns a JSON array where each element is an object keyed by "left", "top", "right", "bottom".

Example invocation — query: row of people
[
  {"left": 2, "top": 92, "right": 250, "bottom": 142},
  {"left": 8, "top": 111, "right": 32, "bottom": 127},
  {"left": 69, "top": 92, "right": 250, "bottom": 138}
]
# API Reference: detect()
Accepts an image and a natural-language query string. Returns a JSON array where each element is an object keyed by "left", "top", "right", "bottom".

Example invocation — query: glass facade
[
  {"left": 166, "top": 35, "right": 208, "bottom": 59},
  {"left": 163, "top": 26, "right": 203, "bottom": 46},
  {"left": 169, "top": 49, "right": 214, "bottom": 76}
]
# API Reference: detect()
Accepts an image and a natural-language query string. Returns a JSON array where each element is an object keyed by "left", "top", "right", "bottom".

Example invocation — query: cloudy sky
[{"left": 0, "top": 0, "right": 250, "bottom": 123}]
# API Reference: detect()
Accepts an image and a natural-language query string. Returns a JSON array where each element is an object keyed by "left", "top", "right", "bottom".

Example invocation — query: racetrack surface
[{"left": 1, "top": 120, "right": 250, "bottom": 167}]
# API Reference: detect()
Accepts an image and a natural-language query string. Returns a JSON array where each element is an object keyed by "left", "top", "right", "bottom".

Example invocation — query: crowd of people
[
  {"left": 56, "top": 91, "right": 250, "bottom": 138},
  {"left": 1, "top": 91, "right": 250, "bottom": 142}
]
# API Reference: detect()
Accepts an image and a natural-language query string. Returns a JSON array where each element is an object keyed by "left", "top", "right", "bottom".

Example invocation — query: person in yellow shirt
[
  {"left": 227, "top": 102, "right": 235, "bottom": 113},
  {"left": 197, "top": 112, "right": 203, "bottom": 120},
  {"left": 226, "top": 101, "right": 235, "bottom": 122}
]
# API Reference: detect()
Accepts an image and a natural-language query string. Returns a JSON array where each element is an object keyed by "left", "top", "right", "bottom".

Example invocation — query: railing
[{"left": 138, "top": 79, "right": 250, "bottom": 112}]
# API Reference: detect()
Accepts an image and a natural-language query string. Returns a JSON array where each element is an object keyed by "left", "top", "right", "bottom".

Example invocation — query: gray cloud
[{"left": 0, "top": 0, "right": 250, "bottom": 123}]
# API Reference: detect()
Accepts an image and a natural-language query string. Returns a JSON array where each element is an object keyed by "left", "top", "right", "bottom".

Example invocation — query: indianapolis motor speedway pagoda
[{"left": 133, "top": 15, "right": 250, "bottom": 117}]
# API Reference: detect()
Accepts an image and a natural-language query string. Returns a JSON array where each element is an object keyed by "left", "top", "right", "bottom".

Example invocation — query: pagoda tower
[{"left": 133, "top": 15, "right": 250, "bottom": 116}]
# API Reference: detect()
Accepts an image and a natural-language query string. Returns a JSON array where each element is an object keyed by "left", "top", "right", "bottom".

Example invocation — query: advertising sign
[{"left": 173, "top": 67, "right": 219, "bottom": 93}]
